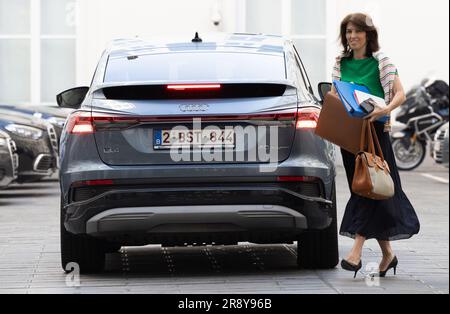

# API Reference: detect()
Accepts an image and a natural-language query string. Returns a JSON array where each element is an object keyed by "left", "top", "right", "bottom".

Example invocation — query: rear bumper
[
  {"left": 86, "top": 204, "right": 307, "bottom": 235},
  {"left": 63, "top": 182, "right": 334, "bottom": 240}
]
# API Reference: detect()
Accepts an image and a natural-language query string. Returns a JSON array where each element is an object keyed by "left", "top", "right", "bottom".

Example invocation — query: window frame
[
  {"left": 293, "top": 45, "right": 315, "bottom": 96},
  {"left": 241, "top": 0, "right": 326, "bottom": 100},
  {"left": 103, "top": 51, "right": 287, "bottom": 84},
  {"left": 38, "top": 0, "right": 77, "bottom": 105},
  {"left": 0, "top": 0, "right": 77, "bottom": 106}
]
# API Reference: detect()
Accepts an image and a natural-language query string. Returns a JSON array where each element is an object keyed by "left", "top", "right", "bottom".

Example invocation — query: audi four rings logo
[{"left": 179, "top": 104, "right": 209, "bottom": 112}]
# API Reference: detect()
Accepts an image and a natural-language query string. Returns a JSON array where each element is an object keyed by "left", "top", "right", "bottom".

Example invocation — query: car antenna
[{"left": 192, "top": 32, "right": 202, "bottom": 43}]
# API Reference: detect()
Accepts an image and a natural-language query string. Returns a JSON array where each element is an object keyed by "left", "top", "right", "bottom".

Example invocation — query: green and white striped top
[{"left": 332, "top": 51, "right": 399, "bottom": 132}]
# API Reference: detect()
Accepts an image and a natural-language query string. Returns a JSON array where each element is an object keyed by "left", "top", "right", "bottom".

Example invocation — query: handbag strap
[
  {"left": 369, "top": 122, "right": 386, "bottom": 162},
  {"left": 359, "top": 120, "right": 375, "bottom": 154},
  {"left": 366, "top": 121, "right": 376, "bottom": 155},
  {"left": 359, "top": 119, "right": 368, "bottom": 152},
  {"left": 359, "top": 120, "right": 386, "bottom": 163}
]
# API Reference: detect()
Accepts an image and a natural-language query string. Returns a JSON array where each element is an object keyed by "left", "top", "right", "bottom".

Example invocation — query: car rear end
[{"left": 60, "top": 36, "right": 338, "bottom": 272}]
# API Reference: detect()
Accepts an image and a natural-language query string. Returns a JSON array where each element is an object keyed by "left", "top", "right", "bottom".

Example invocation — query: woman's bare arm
[
  {"left": 386, "top": 76, "right": 406, "bottom": 112},
  {"left": 366, "top": 75, "right": 406, "bottom": 122}
]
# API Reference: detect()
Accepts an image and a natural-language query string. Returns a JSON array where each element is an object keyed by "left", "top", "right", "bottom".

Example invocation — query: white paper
[{"left": 354, "top": 90, "right": 387, "bottom": 109}]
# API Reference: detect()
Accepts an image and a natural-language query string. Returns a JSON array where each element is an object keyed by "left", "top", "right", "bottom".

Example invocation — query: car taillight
[
  {"left": 72, "top": 179, "right": 115, "bottom": 187},
  {"left": 66, "top": 110, "right": 298, "bottom": 134},
  {"left": 167, "top": 84, "right": 221, "bottom": 91},
  {"left": 67, "top": 112, "right": 143, "bottom": 134},
  {"left": 66, "top": 111, "right": 94, "bottom": 134},
  {"left": 84, "top": 179, "right": 114, "bottom": 186},
  {"left": 277, "top": 176, "right": 318, "bottom": 182},
  {"left": 296, "top": 107, "right": 320, "bottom": 129}
]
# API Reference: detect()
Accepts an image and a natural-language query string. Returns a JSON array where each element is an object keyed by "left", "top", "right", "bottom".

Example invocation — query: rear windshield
[{"left": 104, "top": 52, "right": 286, "bottom": 83}]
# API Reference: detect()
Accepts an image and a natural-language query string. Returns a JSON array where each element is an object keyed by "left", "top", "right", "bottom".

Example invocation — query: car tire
[
  {"left": 296, "top": 183, "right": 339, "bottom": 269},
  {"left": 16, "top": 175, "right": 46, "bottom": 183},
  {"left": 60, "top": 197, "right": 106, "bottom": 273},
  {"left": 104, "top": 243, "right": 122, "bottom": 253}
]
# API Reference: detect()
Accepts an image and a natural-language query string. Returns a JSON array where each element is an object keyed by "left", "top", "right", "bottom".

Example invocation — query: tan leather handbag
[{"left": 352, "top": 120, "right": 395, "bottom": 200}]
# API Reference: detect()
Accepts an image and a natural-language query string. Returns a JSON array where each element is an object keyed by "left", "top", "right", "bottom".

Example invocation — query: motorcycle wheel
[{"left": 392, "top": 138, "right": 426, "bottom": 171}]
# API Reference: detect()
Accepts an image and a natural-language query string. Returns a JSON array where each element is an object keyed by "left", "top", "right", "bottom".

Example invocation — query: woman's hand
[
  {"left": 365, "top": 106, "right": 390, "bottom": 122},
  {"left": 365, "top": 76, "right": 405, "bottom": 122}
]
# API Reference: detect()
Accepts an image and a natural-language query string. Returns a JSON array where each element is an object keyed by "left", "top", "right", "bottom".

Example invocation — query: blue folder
[{"left": 333, "top": 80, "right": 388, "bottom": 123}]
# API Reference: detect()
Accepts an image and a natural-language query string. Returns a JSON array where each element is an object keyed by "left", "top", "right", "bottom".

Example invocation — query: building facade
[{"left": 1, "top": 0, "right": 448, "bottom": 106}]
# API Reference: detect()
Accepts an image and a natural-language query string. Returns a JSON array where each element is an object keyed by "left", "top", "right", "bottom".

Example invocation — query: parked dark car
[
  {"left": 0, "top": 109, "right": 58, "bottom": 183},
  {"left": 0, "top": 104, "right": 72, "bottom": 142},
  {"left": 28, "top": 105, "right": 72, "bottom": 140},
  {"left": 432, "top": 122, "right": 449, "bottom": 167},
  {"left": 0, "top": 130, "right": 18, "bottom": 189},
  {"left": 58, "top": 34, "right": 338, "bottom": 273}
]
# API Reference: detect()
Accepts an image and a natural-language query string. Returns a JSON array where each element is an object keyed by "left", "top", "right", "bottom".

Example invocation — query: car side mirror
[
  {"left": 56, "top": 87, "right": 89, "bottom": 109},
  {"left": 318, "top": 82, "right": 332, "bottom": 103}
]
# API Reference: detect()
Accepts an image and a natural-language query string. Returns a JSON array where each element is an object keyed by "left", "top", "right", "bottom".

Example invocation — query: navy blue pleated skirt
[{"left": 340, "top": 121, "right": 420, "bottom": 241}]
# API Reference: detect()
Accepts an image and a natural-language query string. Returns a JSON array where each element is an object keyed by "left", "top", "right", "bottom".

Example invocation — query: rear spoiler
[{"left": 92, "top": 80, "right": 297, "bottom": 100}]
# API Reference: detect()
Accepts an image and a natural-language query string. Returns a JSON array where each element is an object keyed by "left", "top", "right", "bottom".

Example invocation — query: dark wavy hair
[{"left": 340, "top": 13, "right": 380, "bottom": 57}]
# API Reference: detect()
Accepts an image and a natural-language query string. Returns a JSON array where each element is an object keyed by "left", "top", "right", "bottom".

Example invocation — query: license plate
[{"left": 154, "top": 129, "right": 235, "bottom": 149}]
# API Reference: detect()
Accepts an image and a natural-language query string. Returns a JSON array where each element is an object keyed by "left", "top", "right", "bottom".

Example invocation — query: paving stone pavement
[{"left": 0, "top": 157, "right": 448, "bottom": 294}]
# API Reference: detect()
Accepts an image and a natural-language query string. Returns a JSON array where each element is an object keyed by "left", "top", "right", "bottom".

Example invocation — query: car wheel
[
  {"left": 296, "top": 183, "right": 339, "bottom": 269},
  {"left": 104, "top": 243, "right": 122, "bottom": 253},
  {"left": 60, "top": 197, "right": 106, "bottom": 273},
  {"left": 16, "top": 175, "right": 46, "bottom": 183}
]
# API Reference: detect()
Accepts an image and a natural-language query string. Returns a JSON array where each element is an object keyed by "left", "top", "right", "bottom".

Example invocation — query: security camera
[
  {"left": 211, "top": 12, "right": 221, "bottom": 26},
  {"left": 211, "top": 1, "right": 222, "bottom": 27}
]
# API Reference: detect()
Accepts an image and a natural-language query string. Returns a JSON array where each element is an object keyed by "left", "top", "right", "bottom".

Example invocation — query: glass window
[
  {"left": 41, "top": 39, "right": 76, "bottom": 102},
  {"left": 246, "top": 0, "right": 282, "bottom": 35},
  {"left": 41, "top": 0, "right": 76, "bottom": 35},
  {"left": 0, "top": 0, "right": 30, "bottom": 35},
  {"left": 104, "top": 52, "right": 286, "bottom": 83},
  {"left": 0, "top": 39, "right": 31, "bottom": 103},
  {"left": 291, "top": 0, "right": 326, "bottom": 35},
  {"left": 293, "top": 39, "right": 326, "bottom": 94},
  {"left": 286, "top": 51, "right": 308, "bottom": 101}
]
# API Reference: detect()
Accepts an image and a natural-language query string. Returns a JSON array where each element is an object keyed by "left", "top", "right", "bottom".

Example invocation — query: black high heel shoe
[
  {"left": 341, "top": 259, "right": 362, "bottom": 278},
  {"left": 379, "top": 256, "right": 398, "bottom": 277}
]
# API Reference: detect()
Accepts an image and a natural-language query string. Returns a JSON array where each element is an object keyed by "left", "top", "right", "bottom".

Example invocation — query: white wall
[
  {"left": 326, "top": 0, "right": 449, "bottom": 91},
  {"left": 76, "top": 0, "right": 449, "bottom": 93},
  {"left": 76, "top": 0, "right": 238, "bottom": 84}
]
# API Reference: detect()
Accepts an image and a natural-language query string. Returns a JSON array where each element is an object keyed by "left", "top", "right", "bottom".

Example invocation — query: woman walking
[{"left": 331, "top": 13, "right": 420, "bottom": 277}]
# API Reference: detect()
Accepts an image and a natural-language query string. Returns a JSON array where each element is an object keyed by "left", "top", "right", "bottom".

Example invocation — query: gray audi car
[{"left": 58, "top": 34, "right": 338, "bottom": 273}]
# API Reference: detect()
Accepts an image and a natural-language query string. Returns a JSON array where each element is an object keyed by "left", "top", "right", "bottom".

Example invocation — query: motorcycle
[{"left": 391, "top": 79, "right": 449, "bottom": 170}]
